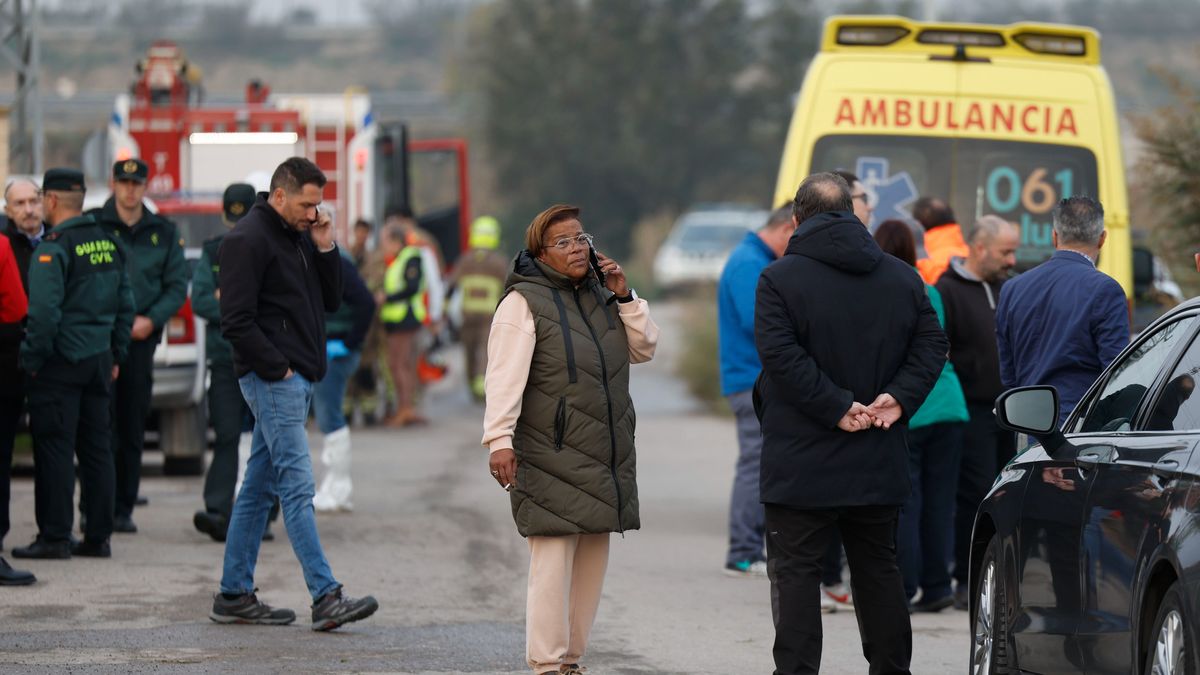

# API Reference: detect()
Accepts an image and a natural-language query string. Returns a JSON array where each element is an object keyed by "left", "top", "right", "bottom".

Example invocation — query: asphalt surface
[{"left": 0, "top": 304, "right": 969, "bottom": 673}]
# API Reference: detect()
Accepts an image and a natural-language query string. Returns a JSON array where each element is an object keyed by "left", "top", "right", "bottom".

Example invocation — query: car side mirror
[
  {"left": 996, "top": 386, "right": 1071, "bottom": 455},
  {"left": 995, "top": 386, "right": 1059, "bottom": 435}
]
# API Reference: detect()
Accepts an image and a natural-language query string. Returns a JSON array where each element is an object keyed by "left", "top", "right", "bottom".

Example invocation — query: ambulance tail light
[
  {"left": 167, "top": 298, "right": 197, "bottom": 345},
  {"left": 1014, "top": 33, "right": 1087, "bottom": 56},
  {"left": 836, "top": 25, "right": 909, "bottom": 46},
  {"left": 917, "top": 29, "right": 1005, "bottom": 47}
]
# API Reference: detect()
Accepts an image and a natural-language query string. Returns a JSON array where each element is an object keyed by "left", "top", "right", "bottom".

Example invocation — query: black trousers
[
  {"left": 202, "top": 360, "right": 247, "bottom": 518},
  {"left": 0, "top": 368, "right": 26, "bottom": 547},
  {"left": 820, "top": 531, "right": 843, "bottom": 586},
  {"left": 28, "top": 352, "right": 115, "bottom": 543},
  {"left": 953, "top": 402, "right": 1016, "bottom": 585},
  {"left": 112, "top": 337, "right": 157, "bottom": 519},
  {"left": 766, "top": 503, "right": 912, "bottom": 675}
]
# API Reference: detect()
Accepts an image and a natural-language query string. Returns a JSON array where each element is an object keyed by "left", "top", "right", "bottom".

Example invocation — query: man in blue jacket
[
  {"left": 995, "top": 196, "right": 1129, "bottom": 425},
  {"left": 717, "top": 205, "right": 795, "bottom": 577}
]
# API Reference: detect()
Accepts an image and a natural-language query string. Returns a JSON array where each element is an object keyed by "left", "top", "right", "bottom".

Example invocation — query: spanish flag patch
[{"left": 38, "top": 255, "right": 52, "bottom": 263}]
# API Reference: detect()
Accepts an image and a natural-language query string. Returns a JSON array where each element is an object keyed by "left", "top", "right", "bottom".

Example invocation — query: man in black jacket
[
  {"left": 755, "top": 172, "right": 947, "bottom": 675},
  {"left": 934, "top": 214, "right": 1019, "bottom": 609},
  {"left": 0, "top": 178, "right": 42, "bottom": 565},
  {"left": 211, "top": 157, "right": 378, "bottom": 631}
]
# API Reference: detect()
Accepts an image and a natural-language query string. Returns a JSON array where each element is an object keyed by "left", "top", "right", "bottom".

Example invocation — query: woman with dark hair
[
  {"left": 874, "top": 219, "right": 917, "bottom": 267},
  {"left": 874, "top": 219, "right": 969, "bottom": 611},
  {"left": 482, "top": 204, "right": 659, "bottom": 674}
]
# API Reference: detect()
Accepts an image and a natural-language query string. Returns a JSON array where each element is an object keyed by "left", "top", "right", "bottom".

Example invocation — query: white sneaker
[
  {"left": 723, "top": 560, "right": 768, "bottom": 578},
  {"left": 822, "top": 582, "right": 853, "bottom": 608}
]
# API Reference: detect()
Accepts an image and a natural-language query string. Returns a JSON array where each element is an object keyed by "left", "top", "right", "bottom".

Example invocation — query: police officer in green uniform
[
  {"left": 12, "top": 168, "right": 134, "bottom": 560},
  {"left": 87, "top": 159, "right": 188, "bottom": 533},
  {"left": 192, "top": 183, "right": 253, "bottom": 542}
]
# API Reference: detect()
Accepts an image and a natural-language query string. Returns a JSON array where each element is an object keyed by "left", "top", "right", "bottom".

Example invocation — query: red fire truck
[{"left": 106, "top": 41, "right": 470, "bottom": 473}]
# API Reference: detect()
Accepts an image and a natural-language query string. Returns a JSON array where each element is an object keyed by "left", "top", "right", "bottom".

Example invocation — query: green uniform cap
[
  {"left": 42, "top": 168, "right": 86, "bottom": 193},
  {"left": 222, "top": 183, "right": 256, "bottom": 222},
  {"left": 113, "top": 158, "right": 148, "bottom": 183}
]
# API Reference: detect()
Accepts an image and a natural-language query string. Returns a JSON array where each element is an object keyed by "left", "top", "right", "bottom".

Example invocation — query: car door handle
[
  {"left": 1076, "top": 452, "right": 1106, "bottom": 470},
  {"left": 1152, "top": 459, "right": 1180, "bottom": 478}
]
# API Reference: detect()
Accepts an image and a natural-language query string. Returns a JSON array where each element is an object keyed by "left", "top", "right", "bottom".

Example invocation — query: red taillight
[{"left": 167, "top": 298, "right": 197, "bottom": 345}]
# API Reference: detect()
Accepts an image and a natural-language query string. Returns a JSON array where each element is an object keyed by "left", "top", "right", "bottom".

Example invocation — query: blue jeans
[
  {"left": 221, "top": 372, "right": 339, "bottom": 601},
  {"left": 898, "top": 422, "right": 964, "bottom": 602},
  {"left": 311, "top": 351, "right": 361, "bottom": 434},
  {"left": 726, "top": 390, "right": 765, "bottom": 565}
]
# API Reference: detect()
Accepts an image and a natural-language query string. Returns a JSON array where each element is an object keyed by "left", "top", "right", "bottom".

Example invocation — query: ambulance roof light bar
[{"left": 826, "top": 17, "right": 1099, "bottom": 64}]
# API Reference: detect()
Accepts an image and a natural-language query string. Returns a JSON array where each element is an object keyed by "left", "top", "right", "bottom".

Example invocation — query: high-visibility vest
[{"left": 381, "top": 245, "right": 427, "bottom": 325}]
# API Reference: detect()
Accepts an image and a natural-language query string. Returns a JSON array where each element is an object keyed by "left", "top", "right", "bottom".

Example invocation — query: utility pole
[{"left": 1, "top": 0, "right": 43, "bottom": 175}]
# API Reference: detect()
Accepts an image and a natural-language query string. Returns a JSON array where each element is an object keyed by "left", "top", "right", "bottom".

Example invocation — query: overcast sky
[{"left": 34, "top": 0, "right": 1080, "bottom": 27}]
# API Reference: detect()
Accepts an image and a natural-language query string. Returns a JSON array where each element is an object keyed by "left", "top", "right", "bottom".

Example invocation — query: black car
[{"left": 971, "top": 297, "right": 1200, "bottom": 675}]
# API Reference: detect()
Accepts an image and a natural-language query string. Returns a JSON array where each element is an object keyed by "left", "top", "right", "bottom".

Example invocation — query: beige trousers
[{"left": 526, "top": 533, "right": 611, "bottom": 673}]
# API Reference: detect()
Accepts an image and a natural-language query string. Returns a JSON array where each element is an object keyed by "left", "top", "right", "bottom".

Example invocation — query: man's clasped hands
[{"left": 837, "top": 393, "right": 903, "bottom": 433}]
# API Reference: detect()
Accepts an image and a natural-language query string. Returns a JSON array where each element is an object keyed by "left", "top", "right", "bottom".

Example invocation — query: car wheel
[
  {"left": 972, "top": 536, "right": 1016, "bottom": 674},
  {"left": 1145, "top": 582, "right": 1194, "bottom": 675}
]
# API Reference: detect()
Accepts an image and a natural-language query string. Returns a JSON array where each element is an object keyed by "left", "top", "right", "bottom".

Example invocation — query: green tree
[
  {"left": 1135, "top": 69, "right": 1200, "bottom": 294},
  {"left": 457, "top": 0, "right": 815, "bottom": 256},
  {"left": 740, "top": 0, "right": 818, "bottom": 204}
]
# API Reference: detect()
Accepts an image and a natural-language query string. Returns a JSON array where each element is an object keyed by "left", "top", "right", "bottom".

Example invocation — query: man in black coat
[
  {"left": 211, "top": 157, "right": 378, "bottom": 632},
  {"left": 0, "top": 178, "right": 42, "bottom": 582},
  {"left": 755, "top": 172, "right": 947, "bottom": 675}
]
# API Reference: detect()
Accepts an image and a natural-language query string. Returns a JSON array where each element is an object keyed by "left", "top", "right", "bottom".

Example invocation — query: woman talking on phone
[{"left": 482, "top": 204, "right": 659, "bottom": 675}]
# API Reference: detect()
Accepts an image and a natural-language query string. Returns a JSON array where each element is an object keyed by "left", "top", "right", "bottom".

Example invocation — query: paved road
[{"left": 0, "top": 304, "right": 969, "bottom": 673}]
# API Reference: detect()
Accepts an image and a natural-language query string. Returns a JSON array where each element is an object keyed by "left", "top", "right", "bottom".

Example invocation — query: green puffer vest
[{"left": 506, "top": 251, "right": 639, "bottom": 537}]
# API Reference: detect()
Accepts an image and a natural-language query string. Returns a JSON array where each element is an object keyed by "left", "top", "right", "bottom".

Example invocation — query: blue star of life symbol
[{"left": 855, "top": 157, "right": 918, "bottom": 231}]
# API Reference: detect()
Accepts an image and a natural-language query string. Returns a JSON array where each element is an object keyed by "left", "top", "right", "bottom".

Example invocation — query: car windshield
[
  {"left": 167, "top": 212, "right": 226, "bottom": 248},
  {"left": 811, "top": 135, "right": 1099, "bottom": 271},
  {"left": 672, "top": 213, "right": 759, "bottom": 254}
]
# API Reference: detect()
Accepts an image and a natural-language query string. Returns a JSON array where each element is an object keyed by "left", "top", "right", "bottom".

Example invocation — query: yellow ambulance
[{"left": 774, "top": 16, "right": 1133, "bottom": 295}]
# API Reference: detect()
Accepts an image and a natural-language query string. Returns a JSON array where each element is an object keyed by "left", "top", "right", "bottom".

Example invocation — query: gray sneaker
[
  {"left": 209, "top": 591, "right": 296, "bottom": 625},
  {"left": 311, "top": 586, "right": 379, "bottom": 631}
]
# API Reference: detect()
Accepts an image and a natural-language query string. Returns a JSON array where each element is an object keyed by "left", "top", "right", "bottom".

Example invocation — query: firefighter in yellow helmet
[{"left": 448, "top": 216, "right": 508, "bottom": 402}]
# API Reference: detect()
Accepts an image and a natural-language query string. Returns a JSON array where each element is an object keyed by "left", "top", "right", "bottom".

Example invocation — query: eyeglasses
[
  {"left": 852, "top": 192, "right": 870, "bottom": 203},
  {"left": 545, "top": 233, "right": 594, "bottom": 251}
]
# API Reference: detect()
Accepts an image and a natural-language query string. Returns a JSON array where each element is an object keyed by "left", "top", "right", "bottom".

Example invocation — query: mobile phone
[{"left": 588, "top": 243, "right": 606, "bottom": 283}]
